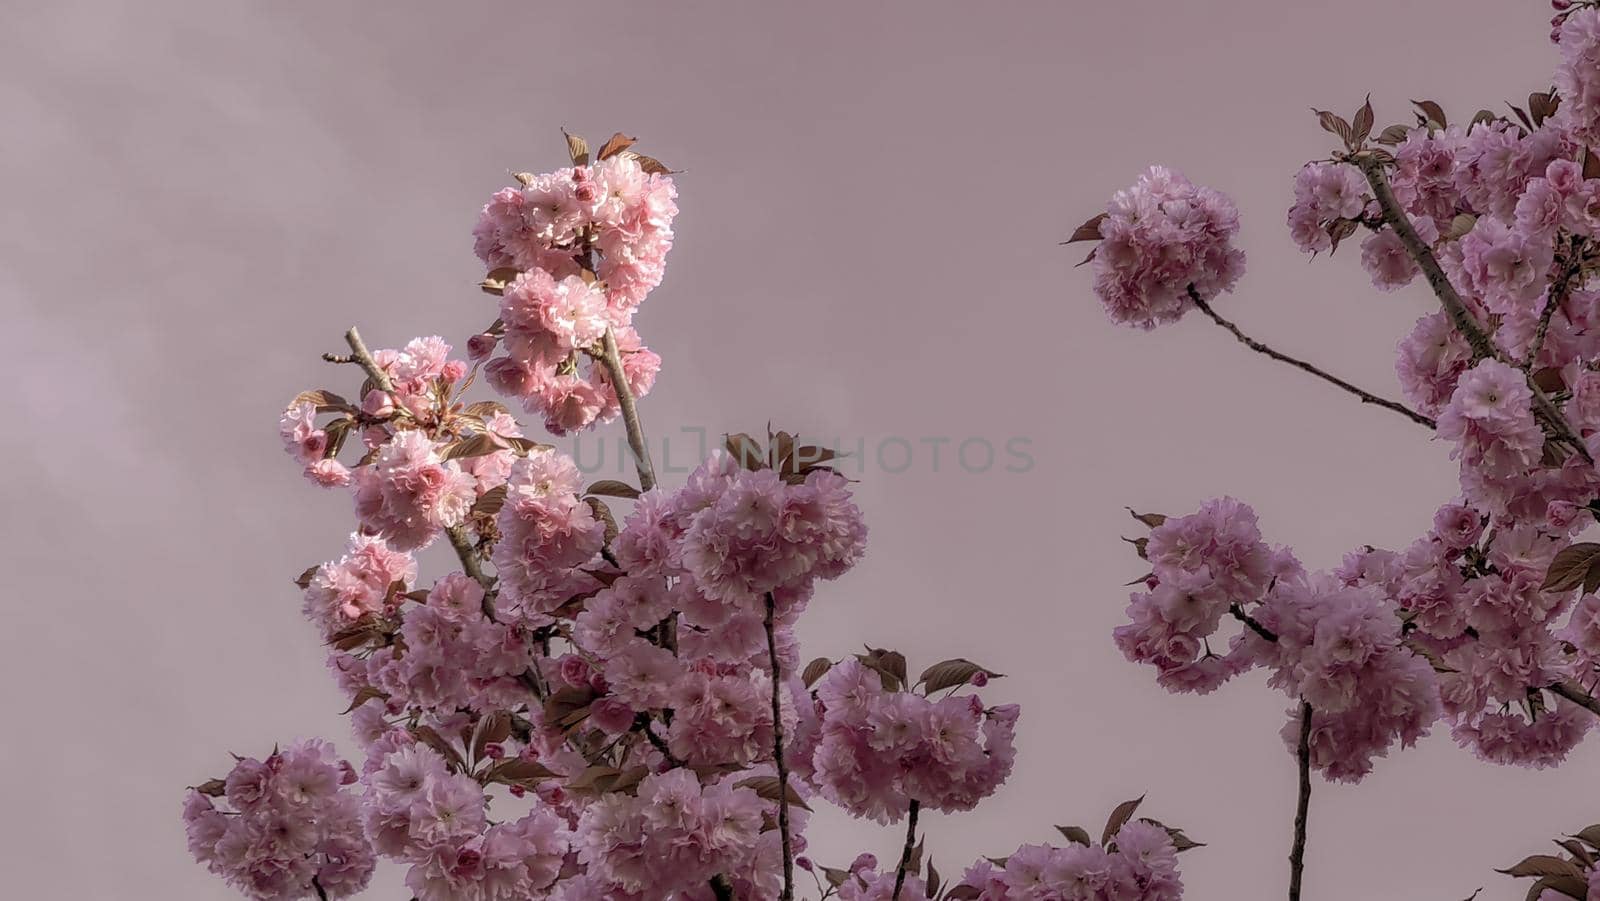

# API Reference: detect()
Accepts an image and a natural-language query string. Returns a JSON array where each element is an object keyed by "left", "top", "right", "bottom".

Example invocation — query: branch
[
  {"left": 1188, "top": 288, "right": 1434, "bottom": 429},
  {"left": 599, "top": 328, "right": 657, "bottom": 492},
  {"left": 764, "top": 592, "right": 795, "bottom": 901},
  {"left": 445, "top": 525, "right": 495, "bottom": 614},
  {"left": 1289, "top": 700, "right": 1313, "bottom": 901},
  {"left": 311, "top": 876, "right": 329, "bottom": 901},
  {"left": 1550, "top": 680, "right": 1600, "bottom": 717},
  {"left": 1229, "top": 603, "right": 1280, "bottom": 643},
  {"left": 892, "top": 800, "right": 920, "bottom": 901},
  {"left": 1352, "top": 155, "right": 1592, "bottom": 462},
  {"left": 329, "top": 326, "right": 397, "bottom": 394}
]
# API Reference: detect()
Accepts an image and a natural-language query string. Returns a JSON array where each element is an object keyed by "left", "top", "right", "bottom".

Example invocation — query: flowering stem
[
  {"left": 599, "top": 327, "right": 657, "bottom": 492},
  {"left": 1289, "top": 700, "right": 1313, "bottom": 901},
  {"left": 892, "top": 800, "right": 920, "bottom": 900},
  {"left": 1187, "top": 289, "right": 1435, "bottom": 429},
  {"left": 764, "top": 591, "right": 795, "bottom": 901},
  {"left": 1352, "top": 156, "right": 1593, "bottom": 462},
  {"left": 331, "top": 327, "right": 496, "bottom": 606}
]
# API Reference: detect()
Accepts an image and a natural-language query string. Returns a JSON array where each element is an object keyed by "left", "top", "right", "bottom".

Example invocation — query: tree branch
[
  {"left": 764, "top": 591, "right": 794, "bottom": 901},
  {"left": 1229, "top": 603, "right": 1280, "bottom": 643},
  {"left": 1289, "top": 700, "right": 1313, "bottom": 901},
  {"left": 599, "top": 328, "right": 657, "bottom": 492},
  {"left": 1352, "top": 155, "right": 1592, "bottom": 462},
  {"left": 1550, "top": 680, "right": 1600, "bottom": 717},
  {"left": 893, "top": 800, "right": 920, "bottom": 900},
  {"left": 1188, "top": 288, "right": 1434, "bottom": 428}
]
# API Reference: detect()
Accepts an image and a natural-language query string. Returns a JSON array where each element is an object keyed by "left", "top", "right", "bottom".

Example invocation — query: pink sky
[{"left": 3, "top": 1, "right": 1592, "bottom": 898}]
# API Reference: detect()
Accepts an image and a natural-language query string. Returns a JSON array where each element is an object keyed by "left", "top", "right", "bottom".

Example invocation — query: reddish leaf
[
  {"left": 1127, "top": 508, "right": 1167, "bottom": 528},
  {"left": 1064, "top": 212, "right": 1108, "bottom": 244},
  {"left": 1412, "top": 99, "right": 1448, "bottom": 129},
  {"left": 1101, "top": 796, "right": 1145, "bottom": 847},
  {"left": 1542, "top": 542, "right": 1600, "bottom": 592},
  {"left": 802, "top": 657, "right": 833, "bottom": 687},
  {"left": 1055, "top": 825, "right": 1093, "bottom": 846},
  {"left": 596, "top": 132, "right": 638, "bottom": 160},
  {"left": 918, "top": 658, "right": 1002, "bottom": 694},
  {"left": 735, "top": 776, "right": 813, "bottom": 811},
  {"left": 585, "top": 480, "right": 641, "bottom": 499},
  {"left": 562, "top": 129, "right": 589, "bottom": 166},
  {"left": 1351, "top": 94, "right": 1374, "bottom": 146}
]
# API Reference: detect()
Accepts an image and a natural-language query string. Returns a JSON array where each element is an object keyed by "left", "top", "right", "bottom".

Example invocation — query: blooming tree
[
  {"left": 183, "top": 132, "right": 1196, "bottom": 900},
  {"left": 1073, "top": 2, "right": 1600, "bottom": 899}
]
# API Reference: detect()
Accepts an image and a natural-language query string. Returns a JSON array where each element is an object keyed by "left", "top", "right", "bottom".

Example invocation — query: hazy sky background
[{"left": 3, "top": 1, "right": 1593, "bottom": 898}]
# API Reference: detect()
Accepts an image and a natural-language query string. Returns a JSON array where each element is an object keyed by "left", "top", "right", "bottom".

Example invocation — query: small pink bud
[
  {"left": 483, "top": 742, "right": 505, "bottom": 759},
  {"left": 508, "top": 784, "right": 526, "bottom": 798},
  {"left": 362, "top": 389, "right": 395, "bottom": 417},
  {"left": 466, "top": 333, "right": 498, "bottom": 361},
  {"left": 796, "top": 857, "right": 814, "bottom": 872},
  {"left": 1553, "top": 0, "right": 1572, "bottom": 10},
  {"left": 339, "top": 761, "right": 358, "bottom": 785},
  {"left": 970, "top": 671, "right": 990, "bottom": 687}
]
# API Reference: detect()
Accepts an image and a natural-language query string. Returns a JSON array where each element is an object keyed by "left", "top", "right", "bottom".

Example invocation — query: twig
[
  {"left": 445, "top": 525, "right": 496, "bottom": 614},
  {"left": 311, "top": 875, "right": 329, "bottom": 901},
  {"left": 599, "top": 328, "right": 657, "bottom": 492},
  {"left": 1289, "top": 700, "right": 1313, "bottom": 901},
  {"left": 892, "top": 800, "right": 920, "bottom": 900},
  {"left": 1188, "top": 288, "right": 1434, "bottom": 429},
  {"left": 1229, "top": 603, "right": 1280, "bottom": 643},
  {"left": 764, "top": 591, "right": 794, "bottom": 901}
]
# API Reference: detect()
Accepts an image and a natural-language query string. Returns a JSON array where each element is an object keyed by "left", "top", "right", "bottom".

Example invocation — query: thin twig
[
  {"left": 764, "top": 591, "right": 794, "bottom": 901},
  {"left": 892, "top": 800, "right": 920, "bottom": 900},
  {"left": 1188, "top": 288, "right": 1434, "bottom": 428},
  {"left": 310, "top": 875, "right": 329, "bottom": 901},
  {"left": 1289, "top": 700, "right": 1313, "bottom": 901},
  {"left": 1229, "top": 603, "right": 1280, "bottom": 643},
  {"left": 599, "top": 328, "right": 657, "bottom": 492}
]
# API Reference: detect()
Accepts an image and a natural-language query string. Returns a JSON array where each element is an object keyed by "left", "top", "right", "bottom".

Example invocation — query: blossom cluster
[
  {"left": 952, "top": 819, "right": 1184, "bottom": 901},
  {"left": 793, "top": 656, "right": 1018, "bottom": 824},
  {"left": 183, "top": 741, "right": 374, "bottom": 900},
  {"left": 1087, "top": 165, "right": 1246, "bottom": 329},
  {"left": 472, "top": 150, "right": 675, "bottom": 435}
]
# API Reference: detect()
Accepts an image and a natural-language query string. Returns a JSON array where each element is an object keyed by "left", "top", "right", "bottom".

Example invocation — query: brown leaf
[
  {"left": 735, "top": 776, "right": 813, "bottom": 811},
  {"left": 1101, "top": 796, "right": 1145, "bottom": 847},
  {"left": 1055, "top": 825, "right": 1093, "bottom": 846},
  {"left": 1444, "top": 213, "right": 1478, "bottom": 241},
  {"left": 585, "top": 480, "right": 641, "bottom": 499},
  {"left": 791, "top": 445, "right": 840, "bottom": 472},
  {"left": 585, "top": 497, "right": 618, "bottom": 545},
  {"left": 1470, "top": 109, "right": 1498, "bottom": 129},
  {"left": 1315, "top": 109, "right": 1354, "bottom": 147},
  {"left": 1497, "top": 854, "right": 1587, "bottom": 880},
  {"left": 1138, "top": 818, "right": 1205, "bottom": 852},
  {"left": 1412, "top": 99, "right": 1447, "bottom": 129},
  {"left": 442, "top": 432, "right": 505, "bottom": 461},
  {"left": 802, "top": 657, "right": 833, "bottom": 687},
  {"left": 505, "top": 436, "right": 554, "bottom": 455},
  {"left": 463, "top": 400, "right": 511, "bottom": 418},
  {"left": 1522, "top": 875, "right": 1587, "bottom": 901},
  {"left": 622, "top": 150, "right": 674, "bottom": 175},
  {"left": 770, "top": 429, "right": 796, "bottom": 473},
  {"left": 412, "top": 726, "right": 467, "bottom": 771},
  {"left": 821, "top": 866, "right": 852, "bottom": 888},
  {"left": 1127, "top": 508, "right": 1167, "bottom": 529},
  {"left": 1542, "top": 542, "right": 1600, "bottom": 592},
  {"left": 943, "top": 887, "right": 983, "bottom": 901},
  {"left": 1124, "top": 536, "right": 1150, "bottom": 560},
  {"left": 485, "top": 757, "right": 558, "bottom": 786},
  {"left": 918, "top": 658, "right": 1002, "bottom": 695},
  {"left": 1352, "top": 94, "right": 1374, "bottom": 146},
  {"left": 925, "top": 858, "right": 941, "bottom": 899},
  {"left": 1064, "top": 212, "right": 1108, "bottom": 244},
  {"left": 194, "top": 778, "right": 228, "bottom": 797},
  {"left": 1573, "top": 825, "right": 1600, "bottom": 851},
  {"left": 562, "top": 129, "right": 589, "bottom": 166},
  {"left": 293, "top": 564, "right": 322, "bottom": 590},
  {"left": 864, "top": 647, "right": 908, "bottom": 687},
  {"left": 596, "top": 132, "right": 637, "bottom": 160},
  {"left": 566, "top": 765, "right": 621, "bottom": 792},
  {"left": 472, "top": 485, "right": 508, "bottom": 517},
  {"left": 340, "top": 686, "right": 388, "bottom": 715},
  {"left": 1374, "top": 123, "right": 1412, "bottom": 146},
  {"left": 293, "top": 388, "right": 352, "bottom": 411},
  {"left": 1585, "top": 149, "right": 1600, "bottom": 181},
  {"left": 1555, "top": 838, "right": 1595, "bottom": 868},
  {"left": 480, "top": 267, "right": 520, "bottom": 296},
  {"left": 1529, "top": 91, "right": 1557, "bottom": 127},
  {"left": 725, "top": 433, "right": 766, "bottom": 470}
]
